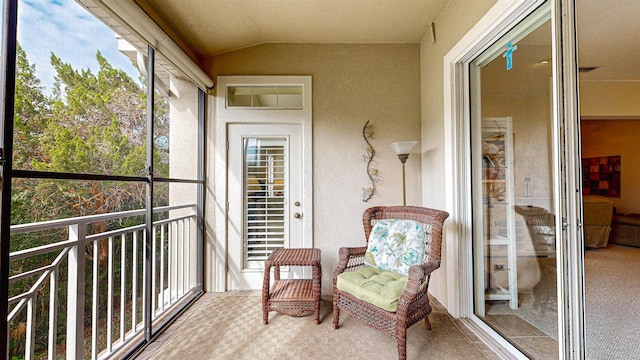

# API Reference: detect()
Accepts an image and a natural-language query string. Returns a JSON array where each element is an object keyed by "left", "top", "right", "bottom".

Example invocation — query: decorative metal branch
[{"left": 361, "top": 120, "right": 380, "bottom": 202}]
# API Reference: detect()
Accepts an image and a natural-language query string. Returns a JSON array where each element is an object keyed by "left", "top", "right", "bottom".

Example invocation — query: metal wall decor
[{"left": 361, "top": 121, "right": 380, "bottom": 202}]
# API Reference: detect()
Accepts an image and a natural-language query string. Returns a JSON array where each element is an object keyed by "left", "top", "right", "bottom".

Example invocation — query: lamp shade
[{"left": 390, "top": 141, "right": 418, "bottom": 155}]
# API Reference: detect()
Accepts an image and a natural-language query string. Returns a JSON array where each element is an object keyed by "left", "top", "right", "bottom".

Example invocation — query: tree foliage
[
  {"left": 13, "top": 46, "right": 50, "bottom": 170},
  {"left": 12, "top": 45, "right": 169, "bottom": 229},
  {"left": 9, "top": 45, "right": 171, "bottom": 357}
]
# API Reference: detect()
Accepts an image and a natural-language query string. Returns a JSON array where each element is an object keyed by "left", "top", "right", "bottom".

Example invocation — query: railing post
[{"left": 66, "top": 224, "right": 86, "bottom": 359}]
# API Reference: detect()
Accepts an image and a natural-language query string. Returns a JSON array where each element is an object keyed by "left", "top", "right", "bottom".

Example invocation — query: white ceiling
[
  {"left": 138, "top": 0, "right": 640, "bottom": 81},
  {"left": 576, "top": 0, "right": 640, "bottom": 81}
]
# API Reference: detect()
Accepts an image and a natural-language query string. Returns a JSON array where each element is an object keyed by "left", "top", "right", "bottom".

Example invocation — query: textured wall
[
  {"left": 482, "top": 87, "right": 554, "bottom": 212},
  {"left": 205, "top": 44, "right": 421, "bottom": 292},
  {"left": 581, "top": 120, "right": 640, "bottom": 214},
  {"left": 169, "top": 77, "right": 199, "bottom": 182},
  {"left": 419, "top": 0, "right": 498, "bottom": 304},
  {"left": 580, "top": 83, "right": 640, "bottom": 118},
  {"left": 580, "top": 82, "right": 640, "bottom": 214},
  {"left": 168, "top": 77, "right": 201, "bottom": 288}
]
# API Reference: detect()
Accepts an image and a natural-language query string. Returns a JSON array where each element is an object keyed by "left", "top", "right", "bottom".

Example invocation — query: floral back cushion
[{"left": 364, "top": 219, "right": 429, "bottom": 276}]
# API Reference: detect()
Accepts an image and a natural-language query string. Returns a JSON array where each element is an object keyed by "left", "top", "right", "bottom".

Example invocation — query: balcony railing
[{"left": 7, "top": 204, "right": 199, "bottom": 359}]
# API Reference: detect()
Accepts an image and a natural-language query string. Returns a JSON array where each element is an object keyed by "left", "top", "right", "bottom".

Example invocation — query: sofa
[
  {"left": 583, "top": 195, "right": 614, "bottom": 248},
  {"left": 610, "top": 214, "right": 640, "bottom": 247}
]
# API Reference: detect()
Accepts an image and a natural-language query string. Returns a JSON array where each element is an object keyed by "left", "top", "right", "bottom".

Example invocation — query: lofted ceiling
[
  {"left": 138, "top": 0, "right": 640, "bottom": 81},
  {"left": 135, "top": 0, "right": 449, "bottom": 57}
]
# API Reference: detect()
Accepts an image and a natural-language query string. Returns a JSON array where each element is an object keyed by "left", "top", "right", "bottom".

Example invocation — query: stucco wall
[
  {"left": 581, "top": 120, "right": 640, "bottom": 214},
  {"left": 169, "top": 77, "right": 199, "bottom": 182},
  {"left": 419, "top": 0, "right": 497, "bottom": 305},
  {"left": 204, "top": 44, "right": 422, "bottom": 292},
  {"left": 168, "top": 77, "right": 200, "bottom": 288}
]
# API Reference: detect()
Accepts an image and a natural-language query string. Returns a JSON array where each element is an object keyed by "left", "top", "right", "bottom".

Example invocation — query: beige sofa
[
  {"left": 610, "top": 214, "right": 640, "bottom": 247},
  {"left": 583, "top": 195, "right": 614, "bottom": 248}
]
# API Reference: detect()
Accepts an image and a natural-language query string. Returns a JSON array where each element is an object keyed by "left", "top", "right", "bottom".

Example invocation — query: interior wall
[
  {"left": 580, "top": 82, "right": 640, "bottom": 118},
  {"left": 580, "top": 81, "right": 640, "bottom": 215},
  {"left": 204, "top": 44, "right": 421, "bottom": 292},
  {"left": 581, "top": 120, "right": 640, "bottom": 214},
  {"left": 419, "top": 0, "right": 497, "bottom": 307},
  {"left": 482, "top": 87, "right": 553, "bottom": 212}
]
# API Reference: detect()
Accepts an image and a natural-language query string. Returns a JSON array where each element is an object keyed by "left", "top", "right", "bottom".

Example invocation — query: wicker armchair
[{"left": 332, "top": 206, "right": 449, "bottom": 360}]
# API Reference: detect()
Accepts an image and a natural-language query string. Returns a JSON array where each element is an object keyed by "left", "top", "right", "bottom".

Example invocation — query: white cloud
[{"left": 18, "top": 0, "right": 139, "bottom": 92}]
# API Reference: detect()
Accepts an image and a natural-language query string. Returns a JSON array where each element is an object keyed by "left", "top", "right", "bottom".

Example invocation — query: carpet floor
[
  {"left": 136, "top": 293, "right": 494, "bottom": 360},
  {"left": 584, "top": 245, "right": 640, "bottom": 359},
  {"left": 136, "top": 246, "right": 640, "bottom": 359},
  {"left": 486, "top": 244, "right": 640, "bottom": 360}
]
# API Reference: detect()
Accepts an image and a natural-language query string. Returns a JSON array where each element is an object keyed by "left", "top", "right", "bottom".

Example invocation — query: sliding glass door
[{"left": 470, "top": 4, "right": 561, "bottom": 359}]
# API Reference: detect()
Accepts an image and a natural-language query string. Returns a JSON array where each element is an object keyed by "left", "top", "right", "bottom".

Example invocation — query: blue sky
[{"left": 18, "top": 0, "right": 140, "bottom": 92}]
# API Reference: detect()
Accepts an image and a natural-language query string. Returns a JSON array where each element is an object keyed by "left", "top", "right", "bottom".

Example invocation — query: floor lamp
[{"left": 390, "top": 141, "right": 418, "bottom": 206}]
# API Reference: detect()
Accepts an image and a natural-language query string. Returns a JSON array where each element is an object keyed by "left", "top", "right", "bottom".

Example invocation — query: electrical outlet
[
  {"left": 494, "top": 264, "right": 507, "bottom": 271},
  {"left": 523, "top": 176, "right": 531, "bottom": 183}
]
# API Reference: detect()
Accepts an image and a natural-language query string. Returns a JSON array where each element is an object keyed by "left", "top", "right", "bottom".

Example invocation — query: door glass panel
[
  {"left": 227, "top": 86, "right": 303, "bottom": 108},
  {"left": 244, "top": 137, "right": 287, "bottom": 268},
  {"left": 251, "top": 86, "right": 278, "bottom": 107},
  {"left": 471, "top": 5, "right": 558, "bottom": 359}
]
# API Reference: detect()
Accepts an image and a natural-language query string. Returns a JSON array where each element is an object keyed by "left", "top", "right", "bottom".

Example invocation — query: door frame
[
  {"left": 214, "top": 75, "right": 313, "bottom": 292},
  {"left": 226, "top": 123, "right": 304, "bottom": 290},
  {"left": 0, "top": 1, "right": 18, "bottom": 355},
  {"left": 443, "top": 0, "right": 583, "bottom": 358}
]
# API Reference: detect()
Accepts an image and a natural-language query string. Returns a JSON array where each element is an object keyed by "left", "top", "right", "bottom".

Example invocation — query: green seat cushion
[{"left": 336, "top": 267, "right": 408, "bottom": 312}]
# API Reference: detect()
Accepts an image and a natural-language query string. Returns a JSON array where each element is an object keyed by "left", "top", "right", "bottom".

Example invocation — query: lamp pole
[
  {"left": 398, "top": 154, "right": 409, "bottom": 206},
  {"left": 390, "top": 141, "right": 417, "bottom": 206}
]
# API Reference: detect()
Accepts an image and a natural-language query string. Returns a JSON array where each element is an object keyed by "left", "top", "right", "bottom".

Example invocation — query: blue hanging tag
[{"left": 503, "top": 41, "right": 518, "bottom": 70}]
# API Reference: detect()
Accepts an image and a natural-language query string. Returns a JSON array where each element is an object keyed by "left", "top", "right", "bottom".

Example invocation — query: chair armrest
[
  {"left": 332, "top": 246, "right": 367, "bottom": 278},
  {"left": 398, "top": 261, "right": 441, "bottom": 310},
  {"left": 407, "top": 261, "right": 441, "bottom": 282}
]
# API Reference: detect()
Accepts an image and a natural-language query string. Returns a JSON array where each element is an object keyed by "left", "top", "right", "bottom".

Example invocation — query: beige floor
[
  {"left": 484, "top": 314, "right": 558, "bottom": 359},
  {"left": 134, "top": 292, "right": 500, "bottom": 360},
  {"left": 132, "top": 246, "right": 640, "bottom": 359}
]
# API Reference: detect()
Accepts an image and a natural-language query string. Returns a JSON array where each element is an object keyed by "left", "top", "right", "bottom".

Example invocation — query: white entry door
[
  {"left": 227, "top": 123, "right": 304, "bottom": 290},
  {"left": 215, "top": 75, "right": 312, "bottom": 292}
]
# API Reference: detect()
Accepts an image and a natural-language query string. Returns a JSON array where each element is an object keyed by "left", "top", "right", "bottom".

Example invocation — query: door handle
[{"left": 294, "top": 213, "right": 302, "bottom": 219}]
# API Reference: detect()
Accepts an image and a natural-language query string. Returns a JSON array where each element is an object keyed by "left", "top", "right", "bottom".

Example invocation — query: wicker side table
[{"left": 262, "top": 248, "right": 321, "bottom": 325}]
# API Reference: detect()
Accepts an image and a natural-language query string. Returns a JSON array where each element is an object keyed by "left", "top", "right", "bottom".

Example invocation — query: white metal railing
[{"left": 7, "top": 204, "right": 198, "bottom": 360}]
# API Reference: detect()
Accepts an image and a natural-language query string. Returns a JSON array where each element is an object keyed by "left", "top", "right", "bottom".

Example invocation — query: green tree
[
  {"left": 12, "top": 45, "right": 51, "bottom": 170},
  {"left": 11, "top": 45, "right": 52, "bottom": 227},
  {"left": 10, "top": 45, "right": 171, "bottom": 358}
]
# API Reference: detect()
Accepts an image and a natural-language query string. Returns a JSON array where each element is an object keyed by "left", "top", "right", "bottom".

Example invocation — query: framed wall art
[{"left": 582, "top": 155, "right": 621, "bottom": 197}]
